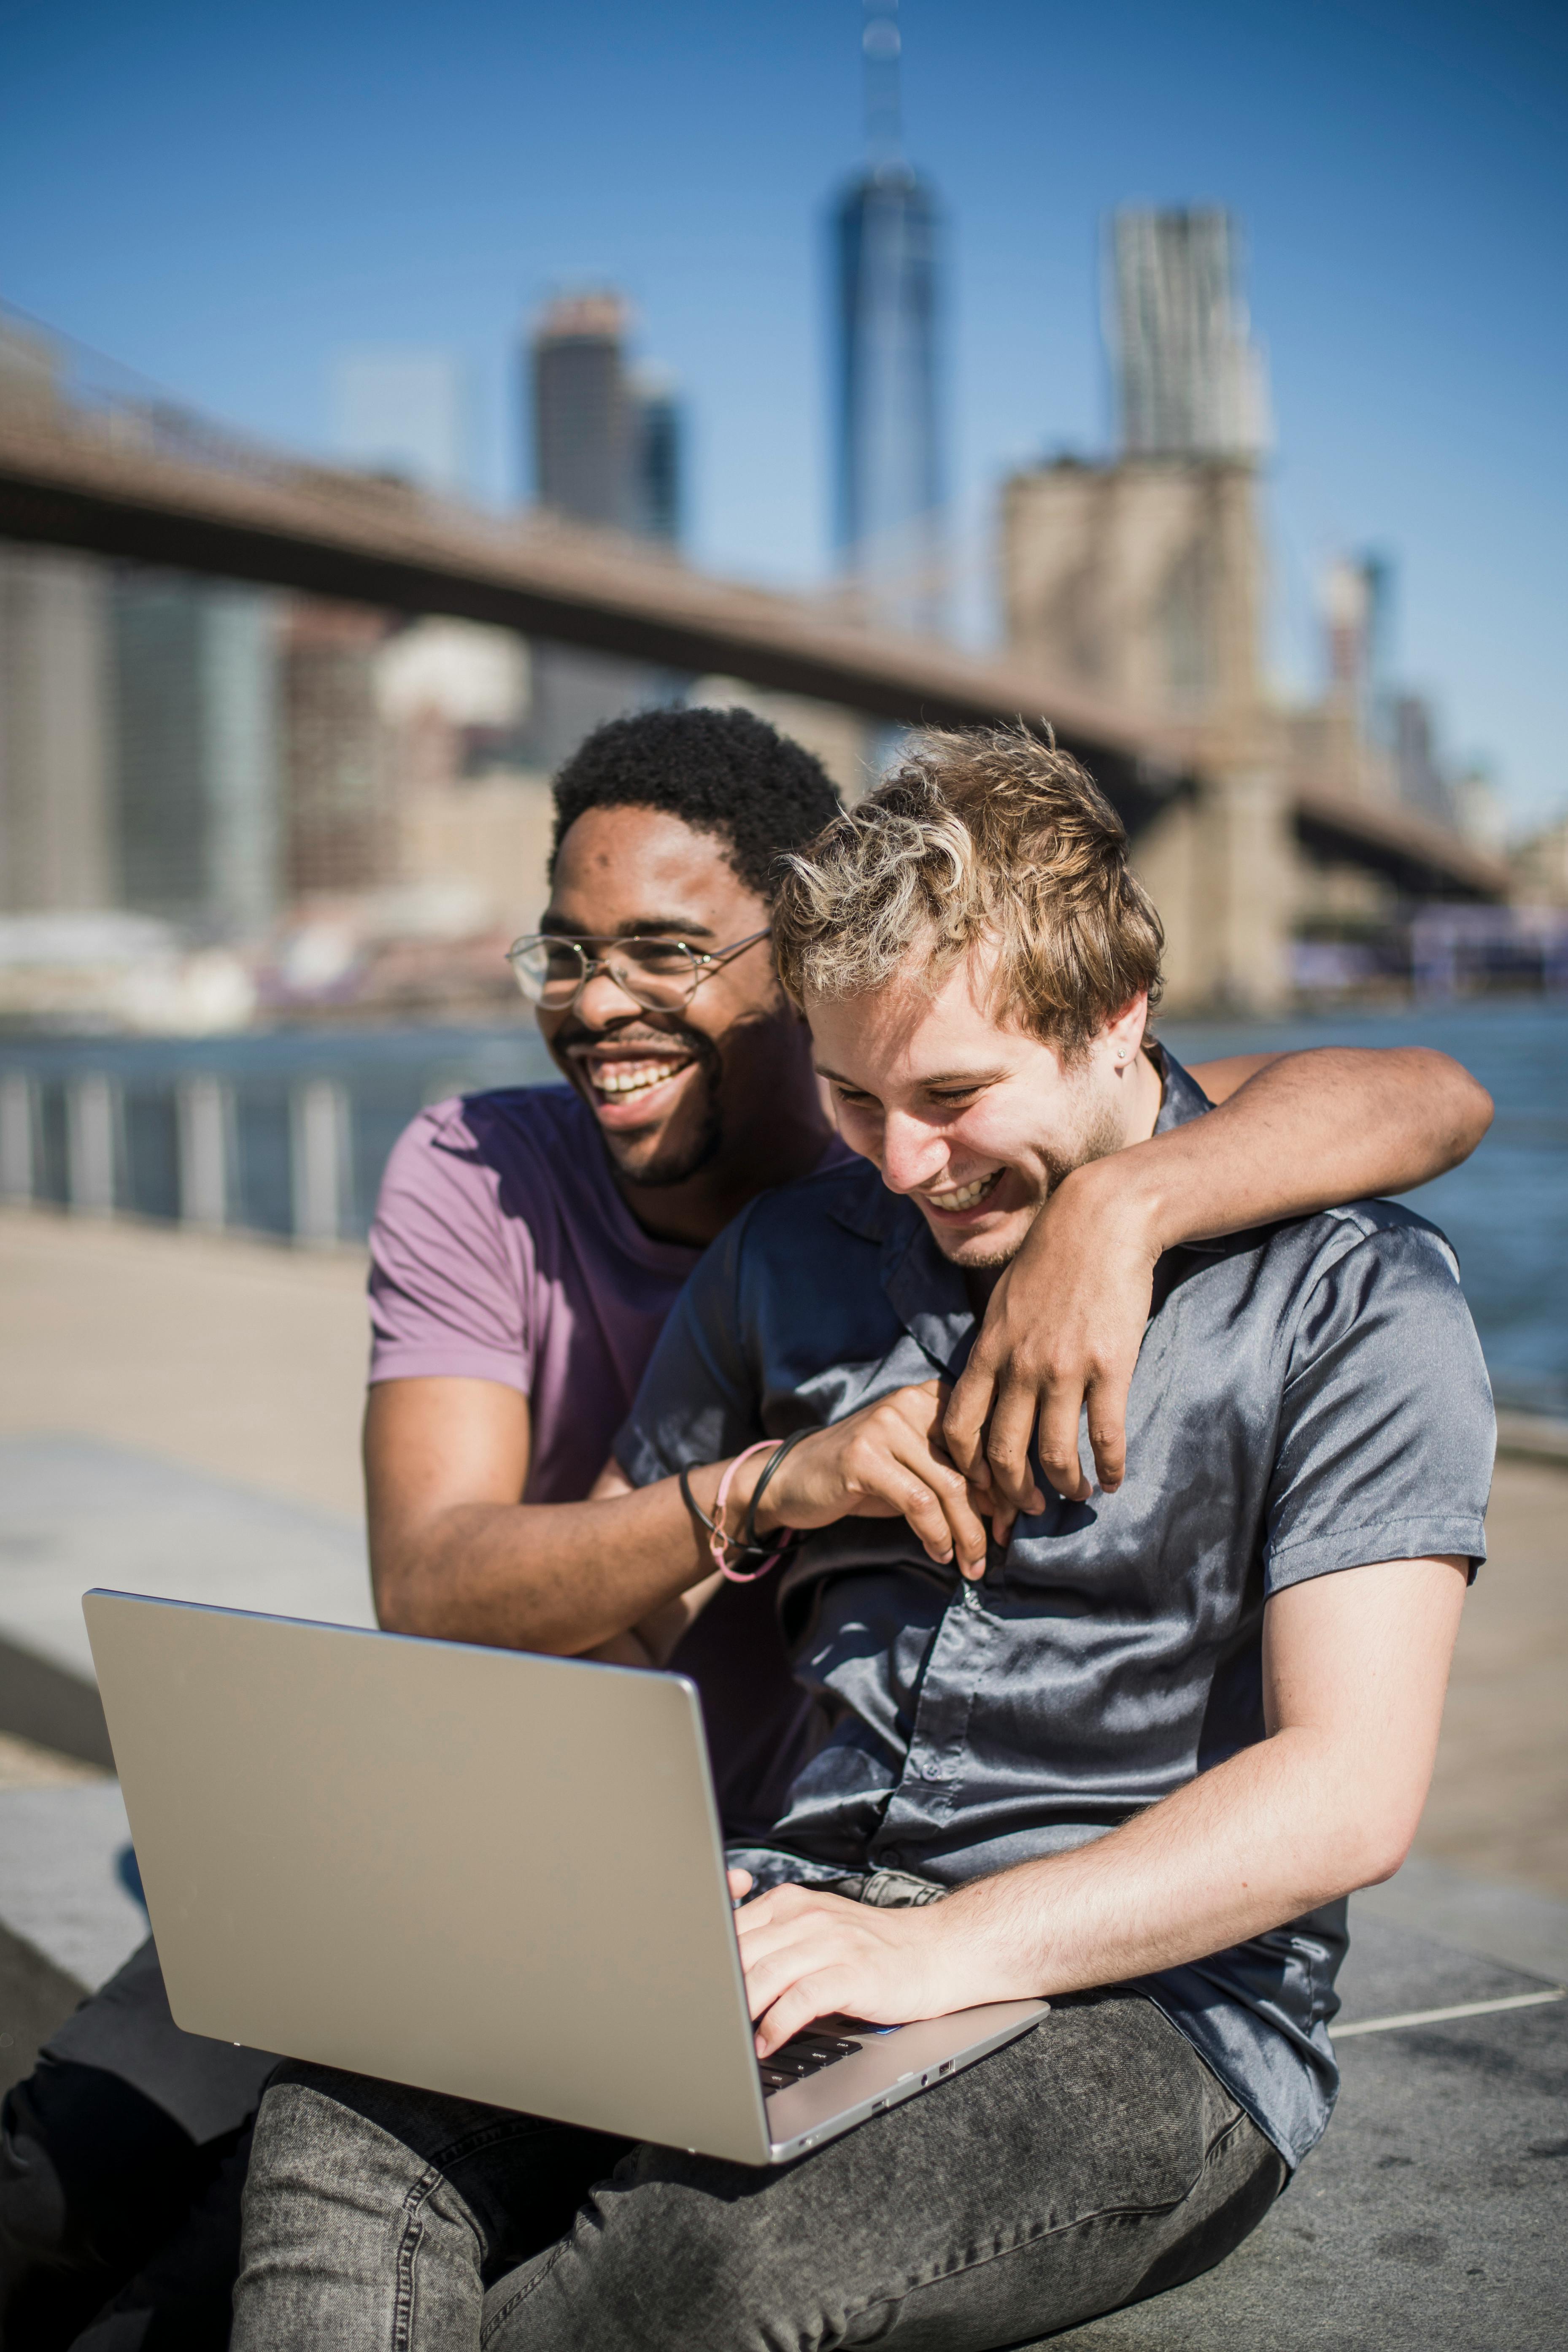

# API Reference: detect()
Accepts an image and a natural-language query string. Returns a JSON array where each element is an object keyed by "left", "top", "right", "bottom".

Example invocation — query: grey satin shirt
[{"left": 617, "top": 1050, "right": 1495, "bottom": 2167}]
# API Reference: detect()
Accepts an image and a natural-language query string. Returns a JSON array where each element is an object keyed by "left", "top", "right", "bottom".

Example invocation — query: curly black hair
[{"left": 549, "top": 705, "right": 842, "bottom": 903}]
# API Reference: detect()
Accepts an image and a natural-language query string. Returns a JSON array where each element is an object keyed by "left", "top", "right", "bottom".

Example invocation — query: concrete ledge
[{"left": 0, "top": 1434, "right": 374, "bottom": 1764}]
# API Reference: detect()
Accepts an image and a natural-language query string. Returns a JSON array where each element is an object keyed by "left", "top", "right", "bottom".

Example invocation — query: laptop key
[
  {"left": 759, "top": 2034, "right": 864, "bottom": 2088},
  {"left": 789, "top": 2034, "right": 861, "bottom": 2060}
]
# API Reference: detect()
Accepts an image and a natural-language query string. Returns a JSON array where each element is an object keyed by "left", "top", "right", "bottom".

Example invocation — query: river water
[
  {"left": 1160, "top": 1001, "right": 1568, "bottom": 1421},
  {"left": 3, "top": 999, "right": 1564, "bottom": 1421}
]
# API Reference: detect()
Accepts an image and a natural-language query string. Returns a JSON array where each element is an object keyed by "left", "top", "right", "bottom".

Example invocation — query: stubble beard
[
  {"left": 934, "top": 1102, "right": 1126, "bottom": 1269},
  {"left": 553, "top": 1015, "right": 727, "bottom": 1191},
  {"left": 615, "top": 1080, "right": 724, "bottom": 1188}
]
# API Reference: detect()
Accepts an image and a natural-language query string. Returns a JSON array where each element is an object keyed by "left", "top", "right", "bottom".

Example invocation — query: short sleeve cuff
[
  {"left": 1265, "top": 1517, "right": 1487, "bottom": 1596},
  {"left": 368, "top": 1342, "right": 530, "bottom": 1394},
  {"left": 613, "top": 1422, "right": 671, "bottom": 1490}
]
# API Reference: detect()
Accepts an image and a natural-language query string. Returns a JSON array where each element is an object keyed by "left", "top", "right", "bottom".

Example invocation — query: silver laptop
[{"left": 83, "top": 1589, "right": 1047, "bottom": 2165}]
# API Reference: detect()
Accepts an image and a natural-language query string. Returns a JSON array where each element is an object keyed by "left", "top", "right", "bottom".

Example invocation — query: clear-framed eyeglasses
[{"left": 505, "top": 929, "right": 772, "bottom": 1014}]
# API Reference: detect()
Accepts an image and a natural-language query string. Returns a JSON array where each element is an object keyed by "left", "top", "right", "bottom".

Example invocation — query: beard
[{"left": 551, "top": 1015, "right": 726, "bottom": 1190}]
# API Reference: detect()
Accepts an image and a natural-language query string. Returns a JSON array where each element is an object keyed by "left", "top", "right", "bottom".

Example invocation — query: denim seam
[
  {"left": 479, "top": 2231, "right": 573, "bottom": 2346},
  {"left": 393, "top": 2164, "right": 453, "bottom": 2352}
]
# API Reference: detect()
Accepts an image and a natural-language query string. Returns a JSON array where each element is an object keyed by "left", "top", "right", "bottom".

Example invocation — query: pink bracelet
[{"left": 710, "top": 1441, "right": 793, "bottom": 1583}]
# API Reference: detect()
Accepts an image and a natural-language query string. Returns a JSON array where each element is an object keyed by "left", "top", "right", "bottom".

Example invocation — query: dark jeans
[
  {"left": 232, "top": 1990, "right": 1286, "bottom": 2352},
  {"left": 0, "top": 1941, "right": 274, "bottom": 2351}
]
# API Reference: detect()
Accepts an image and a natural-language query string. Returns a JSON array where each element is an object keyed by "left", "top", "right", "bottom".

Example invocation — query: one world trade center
[{"left": 831, "top": 2, "right": 945, "bottom": 636}]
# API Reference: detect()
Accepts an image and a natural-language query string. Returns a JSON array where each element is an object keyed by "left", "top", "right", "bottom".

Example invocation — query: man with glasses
[{"left": 2, "top": 706, "right": 1491, "bottom": 2349}]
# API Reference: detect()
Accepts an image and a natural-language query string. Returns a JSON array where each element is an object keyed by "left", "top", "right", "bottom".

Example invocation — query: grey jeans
[{"left": 232, "top": 1989, "right": 1285, "bottom": 2352}]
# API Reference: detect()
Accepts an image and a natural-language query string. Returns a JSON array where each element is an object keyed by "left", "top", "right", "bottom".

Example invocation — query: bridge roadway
[{"left": 0, "top": 403, "right": 1509, "bottom": 905}]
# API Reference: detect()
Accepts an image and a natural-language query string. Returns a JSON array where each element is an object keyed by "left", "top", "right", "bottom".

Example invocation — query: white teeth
[
  {"left": 589, "top": 1061, "right": 688, "bottom": 1097},
  {"left": 926, "top": 1170, "right": 1001, "bottom": 1211}
]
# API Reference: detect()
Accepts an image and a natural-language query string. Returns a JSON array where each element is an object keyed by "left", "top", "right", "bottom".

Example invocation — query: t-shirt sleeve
[
  {"left": 614, "top": 1210, "right": 762, "bottom": 1486},
  {"left": 367, "top": 1100, "right": 537, "bottom": 1393},
  {"left": 1263, "top": 1215, "right": 1494, "bottom": 1594}
]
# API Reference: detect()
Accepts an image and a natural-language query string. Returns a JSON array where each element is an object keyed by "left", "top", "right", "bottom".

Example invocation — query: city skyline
[{"left": 1, "top": 0, "right": 1564, "bottom": 827}]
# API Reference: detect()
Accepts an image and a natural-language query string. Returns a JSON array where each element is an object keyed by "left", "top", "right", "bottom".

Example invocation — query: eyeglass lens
[{"left": 511, "top": 938, "right": 698, "bottom": 1010}]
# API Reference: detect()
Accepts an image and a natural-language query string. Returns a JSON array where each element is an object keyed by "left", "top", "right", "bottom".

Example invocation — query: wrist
[{"left": 1058, "top": 1150, "right": 1170, "bottom": 1263}]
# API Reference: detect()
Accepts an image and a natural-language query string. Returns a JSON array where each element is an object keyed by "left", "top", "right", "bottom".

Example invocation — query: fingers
[
  {"left": 727, "top": 1867, "right": 754, "bottom": 1902},
  {"left": 1084, "top": 1366, "right": 1133, "bottom": 1494},
  {"left": 754, "top": 1969, "right": 860, "bottom": 2057},
  {"left": 942, "top": 1352, "right": 995, "bottom": 1487},
  {"left": 842, "top": 1415, "right": 989, "bottom": 1578},
  {"left": 735, "top": 1894, "right": 879, "bottom": 2054},
  {"left": 980, "top": 1381, "right": 1046, "bottom": 1516},
  {"left": 1035, "top": 1376, "right": 1092, "bottom": 1504}
]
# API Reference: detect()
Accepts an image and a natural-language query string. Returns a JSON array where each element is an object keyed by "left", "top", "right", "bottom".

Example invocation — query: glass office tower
[{"left": 831, "top": 5, "right": 945, "bottom": 636}]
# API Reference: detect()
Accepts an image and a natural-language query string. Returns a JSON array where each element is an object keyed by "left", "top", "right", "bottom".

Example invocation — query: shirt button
[
  {"left": 921, "top": 1755, "right": 944, "bottom": 1781},
  {"left": 880, "top": 1845, "right": 902, "bottom": 1867}
]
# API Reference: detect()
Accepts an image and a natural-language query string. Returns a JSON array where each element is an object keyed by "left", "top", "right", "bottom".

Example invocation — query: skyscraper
[
  {"left": 831, "top": 2, "right": 945, "bottom": 635},
  {"left": 1109, "top": 210, "right": 1268, "bottom": 462},
  {"left": 524, "top": 294, "right": 686, "bottom": 765},
  {"left": 628, "top": 364, "right": 683, "bottom": 545},
  {"left": 531, "top": 293, "right": 632, "bottom": 529}
]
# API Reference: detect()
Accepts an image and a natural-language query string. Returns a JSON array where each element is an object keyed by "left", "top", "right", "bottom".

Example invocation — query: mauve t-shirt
[
  {"left": 366, "top": 1082, "right": 830, "bottom": 1832},
  {"left": 369, "top": 1085, "right": 707, "bottom": 1504}
]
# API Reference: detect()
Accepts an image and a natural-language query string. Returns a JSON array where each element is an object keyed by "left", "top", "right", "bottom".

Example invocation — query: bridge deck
[{"left": 0, "top": 403, "right": 1510, "bottom": 902}]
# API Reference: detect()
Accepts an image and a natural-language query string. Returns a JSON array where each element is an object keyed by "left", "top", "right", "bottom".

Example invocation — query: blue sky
[{"left": 3, "top": 0, "right": 1564, "bottom": 827}]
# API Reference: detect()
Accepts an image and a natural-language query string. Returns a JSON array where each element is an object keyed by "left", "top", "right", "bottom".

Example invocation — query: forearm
[
  {"left": 1109, "top": 1046, "right": 1491, "bottom": 1252},
  {"left": 372, "top": 1473, "right": 720, "bottom": 1654},
  {"left": 944, "top": 1725, "right": 1397, "bottom": 2003}
]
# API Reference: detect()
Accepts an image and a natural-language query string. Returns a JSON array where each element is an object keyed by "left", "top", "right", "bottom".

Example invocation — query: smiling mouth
[
  {"left": 575, "top": 1053, "right": 694, "bottom": 1103},
  {"left": 921, "top": 1167, "right": 1005, "bottom": 1215}
]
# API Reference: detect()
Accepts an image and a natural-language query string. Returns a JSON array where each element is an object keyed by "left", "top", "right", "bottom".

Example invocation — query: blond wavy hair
[{"left": 772, "top": 726, "right": 1164, "bottom": 1053}]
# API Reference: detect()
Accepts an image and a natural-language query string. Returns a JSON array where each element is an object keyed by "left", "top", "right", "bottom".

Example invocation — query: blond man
[{"left": 233, "top": 732, "right": 1492, "bottom": 2352}]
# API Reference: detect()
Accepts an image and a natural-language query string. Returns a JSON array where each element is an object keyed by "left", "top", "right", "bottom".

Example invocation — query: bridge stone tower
[{"left": 1002, "top": 209, "right": 1289, "bottom": 1011}]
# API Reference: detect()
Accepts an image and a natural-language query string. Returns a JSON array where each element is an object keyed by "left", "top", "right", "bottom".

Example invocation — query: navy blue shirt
[{"left": 617, "top": 1051, "right": 1494, "bottom": 2166}]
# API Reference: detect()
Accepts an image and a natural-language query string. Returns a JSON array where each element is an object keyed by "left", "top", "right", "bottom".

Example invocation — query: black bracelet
[
  {"left": 739, "top": 1426, "right": 816, "bottom": 1555},
  {"left": 677, "top": 1462, "right": 721, "bottom": 1542}
]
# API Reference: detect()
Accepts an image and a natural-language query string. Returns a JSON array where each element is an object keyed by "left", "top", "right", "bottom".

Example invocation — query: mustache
[{"left": 551, "top": 1015, "right": 720, "bottom": 1069}]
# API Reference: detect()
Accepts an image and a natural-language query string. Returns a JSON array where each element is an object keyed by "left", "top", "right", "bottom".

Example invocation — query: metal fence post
[
  {"left": 66, "top": 1072, "right": 118, "bottom": 1215},
  {"left": 0, "top": 1073, "right": 35, "bottom": 1204},
  {"left": 178, "top": 1076, "right": 230, "bottom": 1231},
  {"left": 291, "top": 1079, "right": 348, "bottom": 1247}
]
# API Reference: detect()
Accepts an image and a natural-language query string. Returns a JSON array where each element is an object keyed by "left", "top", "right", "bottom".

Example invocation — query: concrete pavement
[{"left": 1, "top": 1204, "right": 1565, "bottom": 2345}]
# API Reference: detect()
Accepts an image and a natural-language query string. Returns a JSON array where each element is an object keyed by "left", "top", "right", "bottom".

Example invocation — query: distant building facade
[
  {"left": 280, "top": 602, "right": 391, "bottom": 898},
  {"left": 112, "top": 574, "right": 281, "bottom": 936},
  {"left": 0, "top": 544, "right": 117, "bottom": 914}
]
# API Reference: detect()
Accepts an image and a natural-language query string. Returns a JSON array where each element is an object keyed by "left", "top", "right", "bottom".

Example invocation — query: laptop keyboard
[{"left": 758, "top": 2031, "right": 862, "bottom": 2093}]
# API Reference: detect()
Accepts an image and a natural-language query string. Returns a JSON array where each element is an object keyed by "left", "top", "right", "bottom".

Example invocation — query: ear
[{"left": 1104, "top": 992, "right": 1150, "bottom": 1068}]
